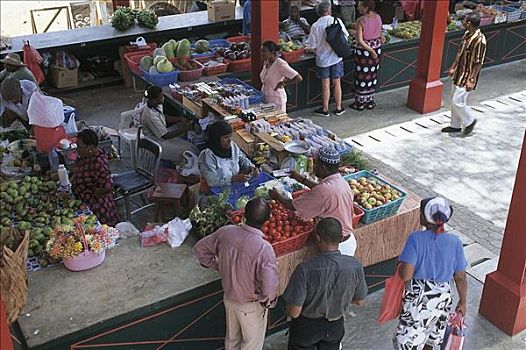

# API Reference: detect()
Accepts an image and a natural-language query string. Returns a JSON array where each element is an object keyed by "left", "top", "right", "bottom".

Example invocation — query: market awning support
[
  {"left": 250, "top": 0, "right": 279, "bottom": 90},
  {"left": 406, "top": 0, "right": 448, "bottom": 114},
  {"left": 480, "top": 131, "right": 526, "bottom": 336}
]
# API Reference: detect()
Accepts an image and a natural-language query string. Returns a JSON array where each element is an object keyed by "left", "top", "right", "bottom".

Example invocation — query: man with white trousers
[{"left": 442, "top": 12, "right": 486, "bottom": 136}]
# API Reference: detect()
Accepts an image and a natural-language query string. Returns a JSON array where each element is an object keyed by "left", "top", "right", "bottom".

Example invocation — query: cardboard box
[
  {"left": 208, "top": 0, "right": 235, "bottom": 22},
  {"left": 48, "top": 66, "right": 78, "bottom": 89}
]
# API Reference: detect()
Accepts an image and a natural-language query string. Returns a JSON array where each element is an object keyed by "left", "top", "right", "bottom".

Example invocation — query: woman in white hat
[
  {"left": 0, "top": 53, "right": 37, "bottom": 84},
  {"left": 395, "top": 197, "right": 468, "bottom": 350}
]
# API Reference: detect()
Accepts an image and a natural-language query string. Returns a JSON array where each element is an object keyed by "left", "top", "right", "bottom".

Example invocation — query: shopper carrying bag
[
  {"left": 442, "top": 312, "right": 467, "bottom": 350},
  {"left": 325, "top": 1, "right": 353, "bottom": 57},
  {"left": 377, "top": 264, "right": 404, "bottom": 324}
]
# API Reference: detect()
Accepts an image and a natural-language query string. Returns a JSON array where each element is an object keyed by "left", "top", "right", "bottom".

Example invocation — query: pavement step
[
  {"left": 464, "top": 243, "right": 496, "bottom": 268},
  {"left": 467, "top": 257, "right": 499, "bottom": 283},
  {"left": 448, "top": 229, "right": 476, "bottom": 245}
]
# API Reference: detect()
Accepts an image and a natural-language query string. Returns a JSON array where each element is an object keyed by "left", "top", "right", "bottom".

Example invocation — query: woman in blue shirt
[{"left": 395, "top": 197, "right": 468, "bottom": 350}]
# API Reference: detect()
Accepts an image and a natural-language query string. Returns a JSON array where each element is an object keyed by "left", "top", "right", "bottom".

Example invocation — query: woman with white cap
[
  {"left": 395, "top": 197, "right": 468, "bottom": 350},
  {"left": 0, "top": 53, "right": 37, "bottom": 84},
  {"left": 270, "top": 147, "right": 357, "bottom": 256}
]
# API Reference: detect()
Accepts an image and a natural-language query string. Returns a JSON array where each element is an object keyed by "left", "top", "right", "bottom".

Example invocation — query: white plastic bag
[
  {"left": 178, "top": 151, "right": 200, "bottom": 177},
  {"left": 164, "top": 218, "right": 192, "bottom": 248},
  {"left": 27, "top": 91, "right": 64, "bottom": 127},
  {"left": 115, "top": 222, "right": 140, "bottom": 238}
]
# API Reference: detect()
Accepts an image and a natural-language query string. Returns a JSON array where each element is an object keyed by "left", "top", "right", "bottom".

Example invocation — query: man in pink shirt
[
  {"left": 270, "top": 147, "right": 357, "bottom": 256},
  {"left": 193, "top": 197, "right": 278, "bottom": 350}
]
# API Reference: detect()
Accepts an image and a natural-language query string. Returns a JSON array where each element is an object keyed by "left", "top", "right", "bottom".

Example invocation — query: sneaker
[
  {"left": 463, "top": 119, "right": 477, "bottom": 135},
  {"left": 333, "top": 107, "right": 345, "bottom": 116},
  {"left": 441, "top": 126, "right": 462, "bottom": 133},
  {"left": 314, "top": 108, "right": 330, "bottom": 117}
]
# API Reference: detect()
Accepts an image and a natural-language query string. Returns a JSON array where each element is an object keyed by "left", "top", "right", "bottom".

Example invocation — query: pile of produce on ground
[
  {"left": 0, "top": 174, "right": 95, "bottom": 266},
  {"left": 216, "top": 41, "right": 251, "bottom": 61},
  {"left": 347, "top": 176, "right": 402, "bottom": 210},
  {"left": 388, "top": 21, "right": 422, "bottom": 39},
  {"left": 111, "top": 7, "right": 158, "bottom": 31}
]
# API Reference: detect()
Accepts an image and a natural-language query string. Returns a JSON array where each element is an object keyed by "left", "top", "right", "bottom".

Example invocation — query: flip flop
[
  {"left": 350, "top": 102, "right": 364, "bottom": 111},
  {"left": 366, "top": 102, "right": 376, "bottom": 110}
]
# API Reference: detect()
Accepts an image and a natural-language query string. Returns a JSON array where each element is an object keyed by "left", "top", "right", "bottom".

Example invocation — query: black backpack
[{"left": 325, "top": 16, "right": 353, "bottom": 58}]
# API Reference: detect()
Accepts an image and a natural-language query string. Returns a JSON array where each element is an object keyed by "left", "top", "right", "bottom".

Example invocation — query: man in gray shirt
[{"left": 283, "top": 217, "right": 367, "bottom": 349}]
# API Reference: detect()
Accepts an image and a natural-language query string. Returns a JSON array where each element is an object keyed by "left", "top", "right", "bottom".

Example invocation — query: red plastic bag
[
  {"left": 23, "top": 42, "right": 45, "bottom": 85},
  {"left": 377, "top": 266, "right": 405, "bottom": 324},
  {"left": 443, "top": 312, "right": 466, "bottom": 350}
]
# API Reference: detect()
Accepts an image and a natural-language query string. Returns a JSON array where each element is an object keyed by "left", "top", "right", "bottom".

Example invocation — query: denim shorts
[{"left": 317, "top": 60, "right": 344, "bottom": 80}]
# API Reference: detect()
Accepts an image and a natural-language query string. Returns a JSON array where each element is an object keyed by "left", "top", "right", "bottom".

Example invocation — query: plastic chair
[
  {"left": 118, "top": 108, "right": 141, "bottom": 163},
  {"left": 113, "top": 127, "right": 162, "bottom": 221}
]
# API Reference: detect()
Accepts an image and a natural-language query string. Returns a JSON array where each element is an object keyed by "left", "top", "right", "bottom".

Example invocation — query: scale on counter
[{"left": 281, "top": 140, "right": 310, "bottom": 172}]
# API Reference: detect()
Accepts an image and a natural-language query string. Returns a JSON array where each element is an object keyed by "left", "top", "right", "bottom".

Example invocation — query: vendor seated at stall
[
  {"left": 0, "top": 53, "right": 37, "bottom": 84},
  {"left": 283, "top": 5, "right": 311, "bottom": 40},
  {"left": 270, "top": 147, "right": 357, "bottom": 256},
  {"left": 198, "top": 120, "right": 256, "bottom": 189},
  {"left": 71, "top": 129, "right": 119, "bottom": 226},
  {"left": 0, "top": 78, "right": 38, "bottom": 130},
  {"left": 139, "top": 85, "right": 197, "bottom": 166}
]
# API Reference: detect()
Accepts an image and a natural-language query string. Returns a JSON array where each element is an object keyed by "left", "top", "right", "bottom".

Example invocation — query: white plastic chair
[{"left": 118, "top": 107, "right": 143, "bottom": 163}]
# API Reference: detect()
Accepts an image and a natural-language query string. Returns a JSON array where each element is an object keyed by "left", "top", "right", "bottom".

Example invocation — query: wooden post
[
  {"left": 250, "top": 0, "right": 279, "bottom": 89},
  {"left": 406, "top": 0, "right": 449, "bottom": 114},
  {"left": 479, "top": 131, "right": 526, "bottom": 336}
]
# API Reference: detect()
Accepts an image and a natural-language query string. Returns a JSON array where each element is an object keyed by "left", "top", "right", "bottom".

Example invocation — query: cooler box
[
  {"left": 33, "top": 125, "right": 67, "bottom": 152},
  {"left": 63, "top": 105, "right": 78, "bottom": 135}
]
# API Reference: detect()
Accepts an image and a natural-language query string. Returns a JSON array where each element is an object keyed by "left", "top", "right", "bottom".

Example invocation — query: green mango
[
  {"left": 31, "top": 184, "right": 39, "bottom": 193},
  {"left": 6, "top": 188, "right": 17, "bottom": 198},
  {"left": 28, "top": 239, "right": 39, "bottom": 249},
  {"left": 30, "top": 228, "right": 42, "bottom": 237},
  {"left": 8, "top": 181, "right": 18, "bottom": 189},
  {"left": 43, "top": 227, "right": 53, "bottom": 236}
]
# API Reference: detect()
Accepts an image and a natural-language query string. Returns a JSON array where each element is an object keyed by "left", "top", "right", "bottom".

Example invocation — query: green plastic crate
[{"left": 343, "top": 170, "right": 408, "bottom": 224}]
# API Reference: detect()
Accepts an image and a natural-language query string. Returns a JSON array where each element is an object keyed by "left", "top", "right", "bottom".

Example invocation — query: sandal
[
  {"left": 366, "top": 102, "right": 376, "bottom": 110},
  {"left": 350, "top": 102, "right": 365, "bottom": 111}
]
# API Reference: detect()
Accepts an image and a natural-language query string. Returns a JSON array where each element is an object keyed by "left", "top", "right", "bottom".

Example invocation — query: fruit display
[
  {"left": 230, "top": 201, "right": 312, "bottom": 244},
  {"left": 171, "top": 58, "right": 202, "bottom": 71},
  {"left": 476, "top": 4, "right": 499, "bottom": 16},
  {"left": 194, "top": 39, "right": 211, "bottom": 54},
  {"left": 278, "top": 39, "right": 302, "bottom": 52},
  {"left": 111, "top": 7, "right": 158, "bottom": 31},
  {"left": 389, "top": 21, "right": 422, "bottom": 39},
  {"left": 0, "top": 174, "right": 91, "bottom": 265},
  {"left": 347, "top": 176, "right": 401, "bottom": 210},
  {"left": 216, "top": 41, "right": 251, "bottom": 61},
  {"left": 0, "top": 129, "right": 30, "bottom": 143},
  {"left": 139, "top": 48, "right": 176, "bottom": 74}
]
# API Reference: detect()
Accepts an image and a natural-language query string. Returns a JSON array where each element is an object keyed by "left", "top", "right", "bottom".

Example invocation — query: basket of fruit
[
  {"left": 279, "top": 39, "right": 305, "bottom": 63},
  {"left": 191, "top": 39, "right": 230, "bottom": 63},
  {"left": 344, "top": 171, "right": 407, "bottom": 224},
  {"left": 203, "top": 59, "right": 229, "bottom": 76},
  {"left": 218, "top": 37, "right": 252, "bottom": 72},
  {"left": 230, "top": 200, "right": 314, "bottom": 257},
  {"left": 140, "top": 65, "right": 180, "bottom": 86},
  {"left": 169, "top": 58, "right": 204, "bottom": 81},
  {"left": 124, "top": 49, "right": 155, "bottom": 76}
]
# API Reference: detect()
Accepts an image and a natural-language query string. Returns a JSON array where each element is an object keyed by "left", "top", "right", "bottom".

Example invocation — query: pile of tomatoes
[{"left": 230, "top": 200, "right": 312, "bottom": 244}]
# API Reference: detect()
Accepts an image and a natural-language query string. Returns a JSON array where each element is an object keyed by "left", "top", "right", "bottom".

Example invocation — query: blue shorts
[{"left": 317, "top": 61, "right": 344, "bottom": 80}]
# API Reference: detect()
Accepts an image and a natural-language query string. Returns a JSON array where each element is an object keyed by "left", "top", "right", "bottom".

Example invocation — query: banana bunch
[{"left": 252, "top": 143, "right": 270, "bottom": 166}]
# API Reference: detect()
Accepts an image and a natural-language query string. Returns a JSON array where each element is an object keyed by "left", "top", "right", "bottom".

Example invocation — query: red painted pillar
[
  {"left": 479, "top": 131, "right": 526, "bottom": 336},
  {"left": 251, "top": 0, "right": 279, "bottom": 89},
  {"left": 406, "top": 0, "right": 449, "bottom": 114},
  {"left": 0, "top": 296, "right": 14, "bottom": 350}
]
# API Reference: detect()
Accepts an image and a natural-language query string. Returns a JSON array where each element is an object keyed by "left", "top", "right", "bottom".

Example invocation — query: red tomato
[
  {"left": 295, "top": 226, "right": 303, "bottom": 233},
  {"left": 270, "top": 228, "right": 277, "bottom": 236}
]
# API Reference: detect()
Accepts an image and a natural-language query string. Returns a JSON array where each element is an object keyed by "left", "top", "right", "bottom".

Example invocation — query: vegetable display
[
  {"left": 189, "top": 190, "right": 232, "bottom": 238},
  {"left": 138, "top": 9, "right": 158, "bottom": 29},
  {"left": 347, "top": 177, "right": 401, "bottom": 210},
  {"left": 171, "top": 58, "right": 202, "bottom": 71},
  {"left": 111, "top": 9, "right": 134, "bottom": 31},
  {"left": 389, "top": 21, "right": 422, "bottom": 39},
  {"left": 216, "top": 41, "right": 251, "bottom": 61},
  {"left": 278, "top": 39, "right": 302, "bottom": 52},
  {"left": 111, "top": 6, "right": 158, "bottom": 31}
]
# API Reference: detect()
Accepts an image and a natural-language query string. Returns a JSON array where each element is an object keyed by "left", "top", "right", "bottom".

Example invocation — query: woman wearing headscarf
[
  {"left": 71, "top": 129, "right": 119, "bottom": 226},
  {"left": 395, "top": 197, "right": 468, "bottom": 350},
  {"left": 139, "top": 85, "right": 197, "bottom": 165},
  {"left": 198, "top": 120, "right": 256, "bottom": 189}
]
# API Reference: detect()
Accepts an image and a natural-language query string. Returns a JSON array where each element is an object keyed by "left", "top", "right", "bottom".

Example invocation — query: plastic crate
[
  {"left": 281, "top": 48, "right": 305, "bottom": 63},
  {"left": 140, "top": 66, "right": 179, "bottom": 86},
  {"left": 229, "top": 209, "right": 314, "bottom": 256},
  {"left": 203, "top": 61, "right": 229, "bottom": 76},
  {"left": 209, "top": 172, "right": 274, "bottom": 208},
  {"left": 191, "top": 39, "right": 230, "bottom": 61},
  {"left": 169, "top": 58, "right": 204, "bottom": 82},
  {"left": 226, "top": 35, "right": 250, "bottom": 44},
  {"left": 124, "top": 50, "right": 154, "bottom": 76},
  {"left": 343, "top": 171, "right": 408, "bottom": 224},
  {"left": 499, "top": 6, "right": 522, "bottom": 21},
  {"left": 219, "top": 78, "right": 264, "bottom": 104},
  {"left": 224, "top": 58, "right": 252, "bottom": 73}
]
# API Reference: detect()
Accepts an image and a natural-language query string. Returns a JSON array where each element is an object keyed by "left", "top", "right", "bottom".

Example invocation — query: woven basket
[{"left": 0, "top": 231, "right": 29, "bottom": 324}]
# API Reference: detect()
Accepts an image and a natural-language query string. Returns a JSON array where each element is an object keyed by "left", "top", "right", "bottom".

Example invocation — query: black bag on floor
[{"left": 325, "top": 16, "right": 353, "bottom": 58}]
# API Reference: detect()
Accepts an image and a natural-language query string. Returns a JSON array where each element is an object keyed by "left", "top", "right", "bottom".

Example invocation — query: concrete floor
[{"left": 51, "top": 59, "right": 526, "bottom": 349}]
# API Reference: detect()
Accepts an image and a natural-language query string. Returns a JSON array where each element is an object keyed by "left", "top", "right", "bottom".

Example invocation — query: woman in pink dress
[
  {"left": 351, "top": 0, "right": 385, "bottom": 111},
  {"left": 260, "top": 41, "right": 302, "bottom": 113}
]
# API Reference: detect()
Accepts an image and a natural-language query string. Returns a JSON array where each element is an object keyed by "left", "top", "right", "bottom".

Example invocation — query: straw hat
[{"left": 1, "top": 53, "right": 26, "bottom": 67}]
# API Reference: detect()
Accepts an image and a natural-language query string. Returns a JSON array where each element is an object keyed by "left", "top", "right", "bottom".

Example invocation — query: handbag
[
  {"left": 325, "top": 2, "right": 352, "bottom": 58},
  {"left": 377, "top": 265, "right": 405, "bottom": 324},
  {"left": 443, "top": 312, "right": 467, "bottom": 350}
]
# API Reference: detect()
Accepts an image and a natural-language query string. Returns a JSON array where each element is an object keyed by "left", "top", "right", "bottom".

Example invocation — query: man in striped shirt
[
  {"left": 283, "top": 5, "right": 311, "bottom": 40},
  {"left": 442, "top": 12, "right": 486, "bottom": 136}
]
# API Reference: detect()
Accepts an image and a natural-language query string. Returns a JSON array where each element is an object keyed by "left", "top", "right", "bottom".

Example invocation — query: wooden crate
[
  {"left": 182, "top": 96, "right": 205, "bottom": 118},
  {"left": 232, "top": 129, "right": 256, "bottom": 157}
]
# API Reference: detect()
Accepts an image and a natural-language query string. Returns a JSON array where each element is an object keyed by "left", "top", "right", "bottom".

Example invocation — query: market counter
[{"left": 17, "top": 189, "right": 419, "bottom": 350}]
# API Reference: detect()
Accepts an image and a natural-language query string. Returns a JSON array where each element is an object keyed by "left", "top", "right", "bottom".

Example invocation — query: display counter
[{"left": 16, "top": 188, "right": 420, "bottom": 349}]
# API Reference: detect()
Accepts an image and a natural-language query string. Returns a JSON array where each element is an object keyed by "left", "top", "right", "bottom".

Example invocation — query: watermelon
[
  {"left": 195, "top": 39, "right": 210, "bottom": 54},
  {"left": 149, "top": 66, "right": 159, "bottom": 74},
  {"left": 139, "top": 56, "right": 154, "bottom": 71},
  {"left": 176, "top": 39, "right": 191, "bottom": 58},
  {"left": 153, "top": 55, "right": 166, "bottom": 65},
  {"left": 162, "top": 42, "right": 175, "bottom": 59}
]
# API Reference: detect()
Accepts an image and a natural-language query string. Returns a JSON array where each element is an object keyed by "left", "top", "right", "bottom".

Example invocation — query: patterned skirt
[
  {"left": 394, "top": 279, "right": 452, "bottom": 350},
  {"left": 354, "top": 38, "right": 382, "bottom": 104}
]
